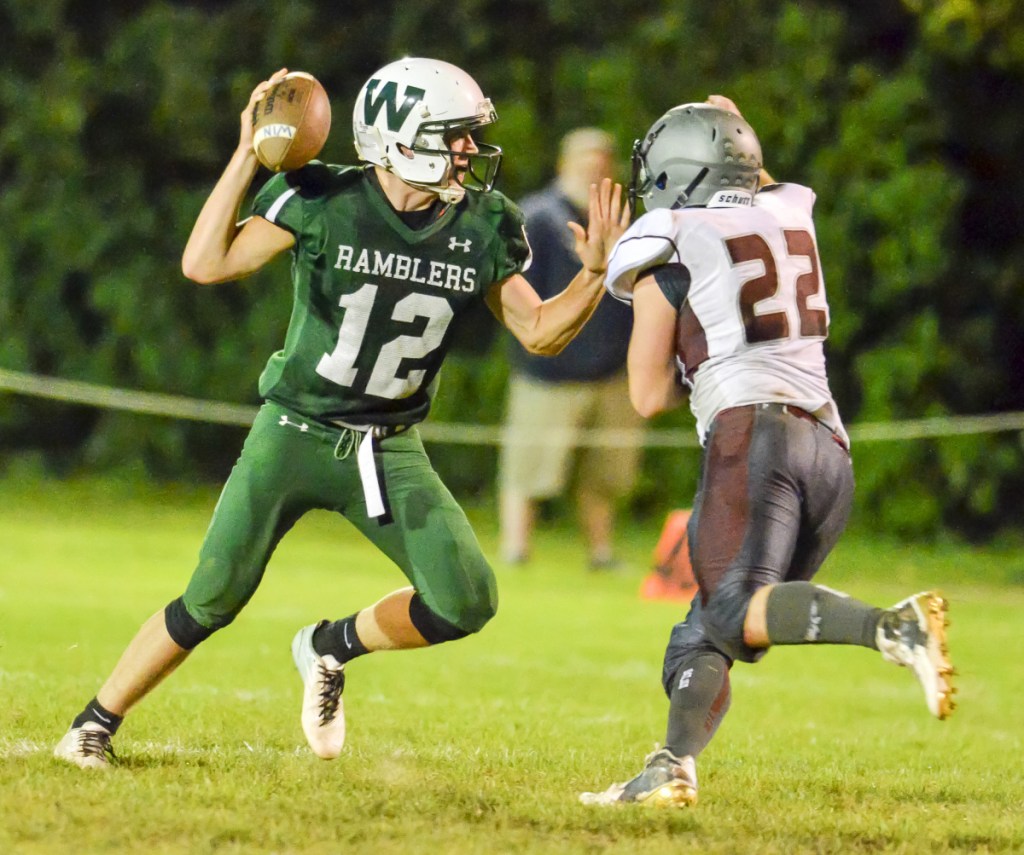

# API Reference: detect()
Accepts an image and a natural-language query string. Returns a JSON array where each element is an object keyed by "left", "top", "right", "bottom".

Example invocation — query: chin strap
[
  {"left": 433, "top": 182, "right": 466, "bottom": 204},
  {"left": 385, "top": 164, "right": 465, "bottom": 205},
  {"left": 671, "top": 167, "right": 710, "bottom": 210},
  {"left": 390, "top": 176, "right": 464, "bottom": 205}
]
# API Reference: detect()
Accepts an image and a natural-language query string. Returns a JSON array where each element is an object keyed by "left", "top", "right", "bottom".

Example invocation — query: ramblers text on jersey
[{"left": 333, "top": 244, "right": 478, "bottom": 292}]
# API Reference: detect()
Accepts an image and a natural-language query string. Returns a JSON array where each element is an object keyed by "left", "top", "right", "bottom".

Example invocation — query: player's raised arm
[
  {"left": 486, "top": 177, "right": 630, "bottom": 355},
  {"left": 181, "top": 69, "right": 296, "bottom": 285}
]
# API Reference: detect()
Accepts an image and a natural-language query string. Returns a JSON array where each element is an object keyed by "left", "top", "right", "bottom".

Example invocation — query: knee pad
[
  {"left": 408, "top": 593, "right": 481, "bottom": 644},
  {"left": 164, "top": 596, "right": 218, "bottom": 650},
  {"left": 702, "top": 579, "right": 766, "bottom": 664}
]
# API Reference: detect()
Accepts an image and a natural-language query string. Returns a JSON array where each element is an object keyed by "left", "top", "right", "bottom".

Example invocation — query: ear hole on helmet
[{"left": 655, "top": 172, "right": 668, "bottom": 190}]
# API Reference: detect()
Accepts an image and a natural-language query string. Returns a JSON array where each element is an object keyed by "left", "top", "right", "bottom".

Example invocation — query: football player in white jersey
[{"left": 580, "top": 96, "right": 955, "bottom": 808}]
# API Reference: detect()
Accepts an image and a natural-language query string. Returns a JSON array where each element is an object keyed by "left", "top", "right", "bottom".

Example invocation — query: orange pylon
[{"left": 639, "top": 509, "right": 697, "bottom": 603}]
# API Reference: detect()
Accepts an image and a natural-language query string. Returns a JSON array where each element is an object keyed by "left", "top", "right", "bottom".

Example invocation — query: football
[{"left": 252, "top": 71, "right": 332, "bottom": 172}]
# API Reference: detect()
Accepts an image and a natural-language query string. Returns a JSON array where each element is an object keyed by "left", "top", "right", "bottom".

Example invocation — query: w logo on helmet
[{"left": 363, "top": 79, "right": 427, "bottom": 132}]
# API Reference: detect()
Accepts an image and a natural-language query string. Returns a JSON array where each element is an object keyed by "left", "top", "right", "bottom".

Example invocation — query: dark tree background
[{"left": 1, "top": 0, "right": 1022, "bottom": 538}]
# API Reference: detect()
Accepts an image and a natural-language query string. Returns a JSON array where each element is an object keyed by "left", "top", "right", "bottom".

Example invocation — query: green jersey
[{"left": 251, "top": 164, "right": 530, "bottom": 425}]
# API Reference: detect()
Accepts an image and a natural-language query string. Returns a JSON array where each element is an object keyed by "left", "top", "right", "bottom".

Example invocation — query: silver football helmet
[
  {"left": 353, "top": 57, "right": 502, "bottom": 203},
  {"left": 630, "top": 103, "right": 762, "bottom": 214}
]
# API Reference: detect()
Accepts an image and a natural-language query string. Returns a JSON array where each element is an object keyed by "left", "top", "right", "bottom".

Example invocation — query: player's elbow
[
  {"left": 524, "top": 337, "right": 566, "bottom": 357},
  {"left": 181, "top": 256, "right": 224, "bottom": 285},
  {"left": 631, "top": 395, "right": 664, "bottom": 419},
  {"left": 516, "top": 326, "right": 567, "bottom": 356},
  {"left": 629, "top": 383, "right": 672, "bottom": 419},
  {"left": 181, "top": 255, "right": 209, "bottom": 284}
]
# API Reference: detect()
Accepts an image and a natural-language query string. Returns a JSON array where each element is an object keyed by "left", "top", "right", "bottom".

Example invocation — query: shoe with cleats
[
  {"left": 580, "top": 748, "right": 698, "bottom": 807},
  {"left": 53, "top": 722, "right": 115, "bottom": 770},
  {"left": 292, "top": 621, "right": 346, "bottom": 759},
  {"left": 877, "top": 591, "right": 956, "bottom": 719}
]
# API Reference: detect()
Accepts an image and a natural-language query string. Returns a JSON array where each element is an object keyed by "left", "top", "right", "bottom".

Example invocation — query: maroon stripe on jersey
[
  {"left": 693, "top": 406, "right": 754, "bottom": 601},
  {"left": 676, "top": 303, "right": 709, "bottom": 381}
]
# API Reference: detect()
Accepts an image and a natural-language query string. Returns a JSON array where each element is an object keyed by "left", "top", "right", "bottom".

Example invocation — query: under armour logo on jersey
[
  {"left": 278, "top": 415, "right": 309, "bottom": 432},
  {"left": 449, "top": 237, "right": 472, "bottom": 253}
]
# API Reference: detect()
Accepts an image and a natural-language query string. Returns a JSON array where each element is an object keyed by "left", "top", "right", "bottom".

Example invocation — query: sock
[
  {"left": 664, "top": 652, "right": 732, "bottom": 758},
  {"left": 71, "top": 697, "right": 123, "bottom": 734},
  {"left": 312, "top": 615, "right": 369, "bottom": 665},
  {"left": 765, "top": 581, "right": 883, "bottom": 648}
]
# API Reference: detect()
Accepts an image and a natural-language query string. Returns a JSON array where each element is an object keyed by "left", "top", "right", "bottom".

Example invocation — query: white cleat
[
  {"left": 877, "top": 591, "right": 956, "bottom": 719},
  {"left": 292, "top": 622, "right": 346, "bottom": 759},
  {"left": 580, "top": 748, "right": 698, "bottom": 807},
  {"left": 53, "top": 722, "right": 115, "bottom": 770},
  {"left": 579, "top": 784, "right": 627, "bottom": 806}
]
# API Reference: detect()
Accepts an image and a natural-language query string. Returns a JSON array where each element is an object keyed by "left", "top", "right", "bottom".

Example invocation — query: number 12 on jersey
[{"left": 316, "top": 283, "right": 454, "bottom": 400}]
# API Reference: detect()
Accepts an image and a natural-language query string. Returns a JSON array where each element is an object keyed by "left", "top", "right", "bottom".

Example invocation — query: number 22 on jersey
[{"left": 726, "top": 229, "right": 827, "bottom": 344}]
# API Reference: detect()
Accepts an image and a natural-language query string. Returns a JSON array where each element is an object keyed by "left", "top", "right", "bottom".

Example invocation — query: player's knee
[
  {"left": 661, "top": 616, "right": 724, "bottom": 696},
  {"left": 460, "top": 581, "right": 499, "bottom": 633},
  {"left": 409, "top": 589, "right": 497, "bottom": 642},
  {"left": 173, "top": 556, "right": 259, "bottom": 646},
  {"left": 164, "top": 596, "right": 225, "bottom": 649},
  {"left": 703, "top": 582, "right": 762, "bottom": 664},
  {"left": 409, "top": 593, "right": 471, "bottom": 643},
  {"left": 662, "top": 644, "right": 697, "bottom": 697}
]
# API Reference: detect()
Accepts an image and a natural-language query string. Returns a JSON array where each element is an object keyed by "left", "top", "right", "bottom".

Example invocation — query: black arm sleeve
[{"left": 642, "top": 262, "right": 692, "bottom": 310}]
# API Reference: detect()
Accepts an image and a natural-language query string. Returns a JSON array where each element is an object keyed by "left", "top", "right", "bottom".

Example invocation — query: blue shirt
[{"left": 508, "top": 184, "right": 633, "bottom": 382}]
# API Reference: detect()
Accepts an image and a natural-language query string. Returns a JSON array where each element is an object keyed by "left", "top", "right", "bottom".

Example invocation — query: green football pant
[{"left": 181, "top": 401, "right": 497, "bottom": 633}]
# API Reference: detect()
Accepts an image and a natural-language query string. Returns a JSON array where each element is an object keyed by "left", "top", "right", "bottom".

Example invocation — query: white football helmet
[
  {"left": 630, "top": 103, "right": 762, "bottom": 214},
  {"left": 353, "top": 57, "right": 502, "bottom": 203}
]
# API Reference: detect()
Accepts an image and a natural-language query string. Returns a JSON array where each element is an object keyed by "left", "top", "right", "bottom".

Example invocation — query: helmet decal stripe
[{"left": 362, "top": 80, "right": 426, "bottom": 132}]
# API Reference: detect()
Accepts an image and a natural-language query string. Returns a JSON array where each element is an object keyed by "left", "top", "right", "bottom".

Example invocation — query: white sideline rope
[
  {"left": 0, "top": 368, "right": 257, "bottom": 427},
  {"left": 1, "top": 367, "right": 1023, "bottom": 448}
]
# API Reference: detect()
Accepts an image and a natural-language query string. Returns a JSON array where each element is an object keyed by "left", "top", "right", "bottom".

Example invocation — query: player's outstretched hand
[
  {"left": 569, "top": 177, "right": 631, "bottom": 275},
  {"left": 239, "top": 68, "right": 289, "bottom": 153}
]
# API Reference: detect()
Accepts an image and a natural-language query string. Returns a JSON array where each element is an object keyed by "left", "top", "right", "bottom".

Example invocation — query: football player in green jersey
[{"left": 55, "top": 58, "right": 630, "bottom": 768}]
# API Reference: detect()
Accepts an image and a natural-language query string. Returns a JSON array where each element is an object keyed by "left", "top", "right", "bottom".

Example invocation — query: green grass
[{"left": 1, "top": 474, "right": 1022, "bottom": 854}]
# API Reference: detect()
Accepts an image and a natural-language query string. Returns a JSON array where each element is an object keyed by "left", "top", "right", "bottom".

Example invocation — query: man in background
[{"left": 499, "top": 129, "right": 643, "bottom": 570}]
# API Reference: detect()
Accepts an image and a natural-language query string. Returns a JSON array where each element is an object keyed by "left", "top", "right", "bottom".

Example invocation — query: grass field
[{"left": 2, "top": 473, "right": 1022, "bottom": 854}]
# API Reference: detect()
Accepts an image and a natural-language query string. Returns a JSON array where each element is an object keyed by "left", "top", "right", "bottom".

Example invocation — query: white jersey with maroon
[{"left": 607, "top": 183, "right": 848, "bottom": 447}]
